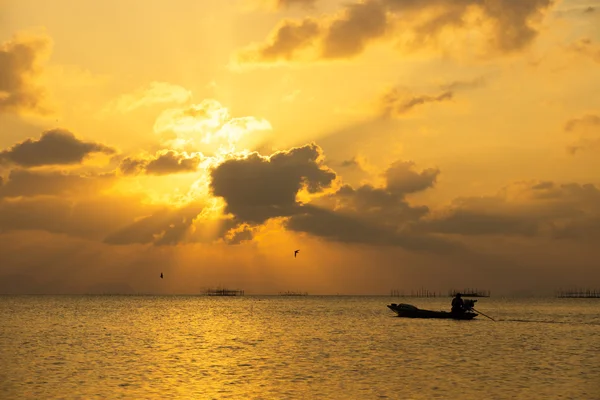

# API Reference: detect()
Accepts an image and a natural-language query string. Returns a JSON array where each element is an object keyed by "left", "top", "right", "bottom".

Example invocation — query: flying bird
[
  {"left": 160, "top": 272, "right": 163, "bottom": 279},
  {"left": 294, "top": 250, "right": 300, "bottom": 258}
]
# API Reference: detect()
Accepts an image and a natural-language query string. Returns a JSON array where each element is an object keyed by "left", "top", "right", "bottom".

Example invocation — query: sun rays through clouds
[{"left": 2, "top": 0, "right": 600, "bottom": 294}]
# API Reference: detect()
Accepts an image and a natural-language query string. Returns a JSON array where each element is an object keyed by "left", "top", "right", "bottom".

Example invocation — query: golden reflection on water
[{"left": 1, "top": 296, "right": 599, "bottom": 399}]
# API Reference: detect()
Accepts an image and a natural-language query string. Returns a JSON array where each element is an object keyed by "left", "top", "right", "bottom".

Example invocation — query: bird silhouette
[
  {"left": 160, "top": 272, "right": 163, "bottom": 279},
  {"left": 294, "top": 249, "right": 300, "bottom": 258}
]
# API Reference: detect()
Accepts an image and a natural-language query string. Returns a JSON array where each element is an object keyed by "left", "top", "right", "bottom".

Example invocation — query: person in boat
[{"left": 451, "top": 292, "right": 465, "bottom": 313}]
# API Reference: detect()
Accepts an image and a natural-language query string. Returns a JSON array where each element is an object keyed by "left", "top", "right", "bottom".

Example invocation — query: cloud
[
  {"left": 0, "top": 179, "right": 229, "bottom": 246},
  {"left": 233, "top": 0, "right": 554, "bottom": 64},
  {"left": 236, "top": 18, "right": 321, "bottom": 63},
  {"left": 340, "top": 157, "right": 362, "bottom": 168},
  {"left": 567, "top": 139, "right": 600, "bottom": 155},
  {"left": 564, "top": 113, "right": 600, "bottom": 154},
  {"left": 569, "top": 38, "right": 600, "bottom": 63},
  {"left": 415, "top": 181, "right": 600, "bottom": 239},
  {"left": 276, "top": 0, "right": 317, "bottom": 8},
  {"left": 381, "top": 88, "right": 453, "bottom": 117},
  {"left": 321, "top": 0, "right": 388, "bottom": 58},
  {"left": 204, "top": 155, "right": 456, "bottom": 253},
  {"left": 283, "top": 160, "right": 442, "bottom": 249},
  {"left": 378, "top": 75, "right": 486, "bottom": 117},
  {"left": 103, "top": 203, "right": 206, "bottom": 246},
  {"left": 384, "top": 160, "right": 440, "bottom": 195},
  {"left": 223, "top": 223, "right": 255, "bottom": 244},
  {"left": 285, "top": 205, "right": 462, "bottom": 254},
  {"left": 104, "top": 81, "right": 192, "bottom": 113},
  {"left": 564, "top": 114, "right": 600, "bottom": 132},
  {"left": 0, "top": 169, "right": 114, "bottom": 199},
  {"left": 119, "top": 150, "right": 203, "bottom": 176},
  {"left": 211, "top": 147, "right": 442, "bottom": 252},
  {"left": 439, "top": 76, "right": 487, "bottom": 91},
  {"left": 0, "top": 32, "right": 52, "bottom": 115},
  {"left": 0, "top": 194, "right": 160, "bottom": 240},
  {"left": 0, "top": 129, "right": 116, "bottom": 167},
  {"left": 210, "top": 143, "right": 336, "bottom": 224},
  {"left": 0, "top": 169, "right": 222, "bottom": 246},
  {"left": 153, "top": 99, "right": 272, "bottom": 154}
]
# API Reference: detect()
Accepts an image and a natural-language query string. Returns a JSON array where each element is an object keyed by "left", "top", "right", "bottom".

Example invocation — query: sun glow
[{"left": 111, "top": 97, "right": 274, "bottom": 211}]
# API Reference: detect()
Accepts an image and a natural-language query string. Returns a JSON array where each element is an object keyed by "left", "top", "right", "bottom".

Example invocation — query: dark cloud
[
  {"left": 415, "top": 181, "right": 600, "bottom": 239},
  {"left": 340, "top": 157, "right": 361, "bottom": 168},
  {"left": 0, "top": 195, "right": 158, "bottom": 240},
  {"left": 210, "top": 143, "right": 336, "bottom": 224},
  {"left": 119, "top": 150, "right": 202, "bottom": 175},
  {"left": 0, "top": 169, "right": 114, "bottom": 199},
  {"left": 564, "top": 114, "right": 600, "bottom": 132},
  {"left": 0, "top": 129, "right": 115, "bottom": 167},
  {"left": 283, "top": 159, "right": 454, "bottom": 252},
  {"left": 247, "top": 19, "right": 321, "bottom": 62},
  {"left": 285, "top": 205, "right": 462, "bottom": 254},
  {"left": 321, "top": 1, "right": 388, "bottom": 58},
  {"left": 276, "top": 0, "right": 317, "bottom": 9},
  {"left": 382, "top": 89, "right": 453, "bottom": 117},
  {"left": 321, "top": 183, "right": 430, "bottom": 225},
  {"left": 0, "top": 33, "right": 51, "bottom": 115},
  {"left": 384, "top": 0, "right": 553, "bottom": 53},
  {"left": 210, "top": 148, "right": 447, "bottom": 252},
  {"left": 385, "top": 161, "right": 440, "bottom": 195},
  {"left": 237, "top": 0, "right": 554, "bottom": 62},
  {"left": 473, "top": 0, "right": 554, "bottom": 53},
  {"left": 439, "top": 76, "right": 487, "bottom": 92},
  {"left": 303, "top": 161, "right": 434, "bottom": 226},
  {"left": 584, "top": 6, "right": 595, "bottom": 13},
  {"left": 309, "top": 160, "right": 438, "bottom": 228},
  {"left": 418, "top": 208, "right": 542, "bottom": 236}
]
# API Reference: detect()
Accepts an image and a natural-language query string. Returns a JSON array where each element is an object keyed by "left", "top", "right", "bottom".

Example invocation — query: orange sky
[{"left": 1, "top": 0, "right": 600, "bottom": 295}]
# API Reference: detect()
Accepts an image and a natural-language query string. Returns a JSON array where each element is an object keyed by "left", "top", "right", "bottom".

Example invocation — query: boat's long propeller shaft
[{"left": 471, "top": 307, "right": 495, "bottom": 321}]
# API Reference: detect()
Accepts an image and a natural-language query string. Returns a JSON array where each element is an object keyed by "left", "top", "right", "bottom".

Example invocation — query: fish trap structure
[
  {"left": 448, "top": 288, "right": 491, "bottom": 297},
  {"left": 202, "top": 287, "right": 245, "bottom": 296},
  {"left": 390, "top": 288, "right": 443, "bottom": 298},
  {"left": 278, "top": 291, "right": 308, "bottom": 296},
  {"left": 555, "top": 289, "right": 600, "bottom": 298}
]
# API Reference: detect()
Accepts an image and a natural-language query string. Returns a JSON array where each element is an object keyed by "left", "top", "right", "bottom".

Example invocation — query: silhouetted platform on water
[
  {"left": 448, "top": 288, "right": 490, "bottom": 297},
  {"left": 556, "top": 289, "right": 600, "bottom": 298},
  {"left": 278, "top": 291, "right": 308, "bottom": 296},
  {"left": 390, "top": 288, "right": 442, "bottom": 298},
  {"left": 202, "top": 288, "right": 245, "bottom": 296}
]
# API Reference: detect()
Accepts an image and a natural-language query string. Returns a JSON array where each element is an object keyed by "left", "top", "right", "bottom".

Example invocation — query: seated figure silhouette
[{"left": 451, "top": 293, "right": 465, "bottom": 313}]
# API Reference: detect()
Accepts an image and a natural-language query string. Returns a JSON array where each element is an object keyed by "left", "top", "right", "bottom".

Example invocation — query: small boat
[{"left": 387, "top": 303, "right": 478, "bottom": 320}]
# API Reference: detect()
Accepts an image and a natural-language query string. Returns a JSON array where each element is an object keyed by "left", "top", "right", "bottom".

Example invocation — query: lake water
[{"left": 1, "top": 296, "right": 599, "bottom": 399}]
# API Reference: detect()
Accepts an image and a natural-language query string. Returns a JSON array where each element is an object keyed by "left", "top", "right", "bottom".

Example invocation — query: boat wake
[{"left": 500, "top": 318, "right": 600, "bottom": 326}]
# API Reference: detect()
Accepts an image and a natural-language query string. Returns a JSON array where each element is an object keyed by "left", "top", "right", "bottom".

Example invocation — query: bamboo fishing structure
[
  {"left": 448, "top": 288, "right": 491, "bottom": 297},
  {"left": 555, "top": 288, "right": 600, "bottom": 298},
  {"left": 202, "top": 287, "right": 245, "bottom": 296},
  {"left": 390, "top": 288, "right": 442, "bottom": 297}
]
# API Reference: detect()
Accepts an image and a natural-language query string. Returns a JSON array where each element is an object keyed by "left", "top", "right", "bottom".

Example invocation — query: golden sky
[{"left": 1, "top": 0, "right": 600, "bottom": 295}]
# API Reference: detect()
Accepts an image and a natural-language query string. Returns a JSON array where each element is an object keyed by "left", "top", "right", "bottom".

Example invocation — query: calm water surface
[{"left": 1, "top": 296, "right": 599, "bottom": 399}]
